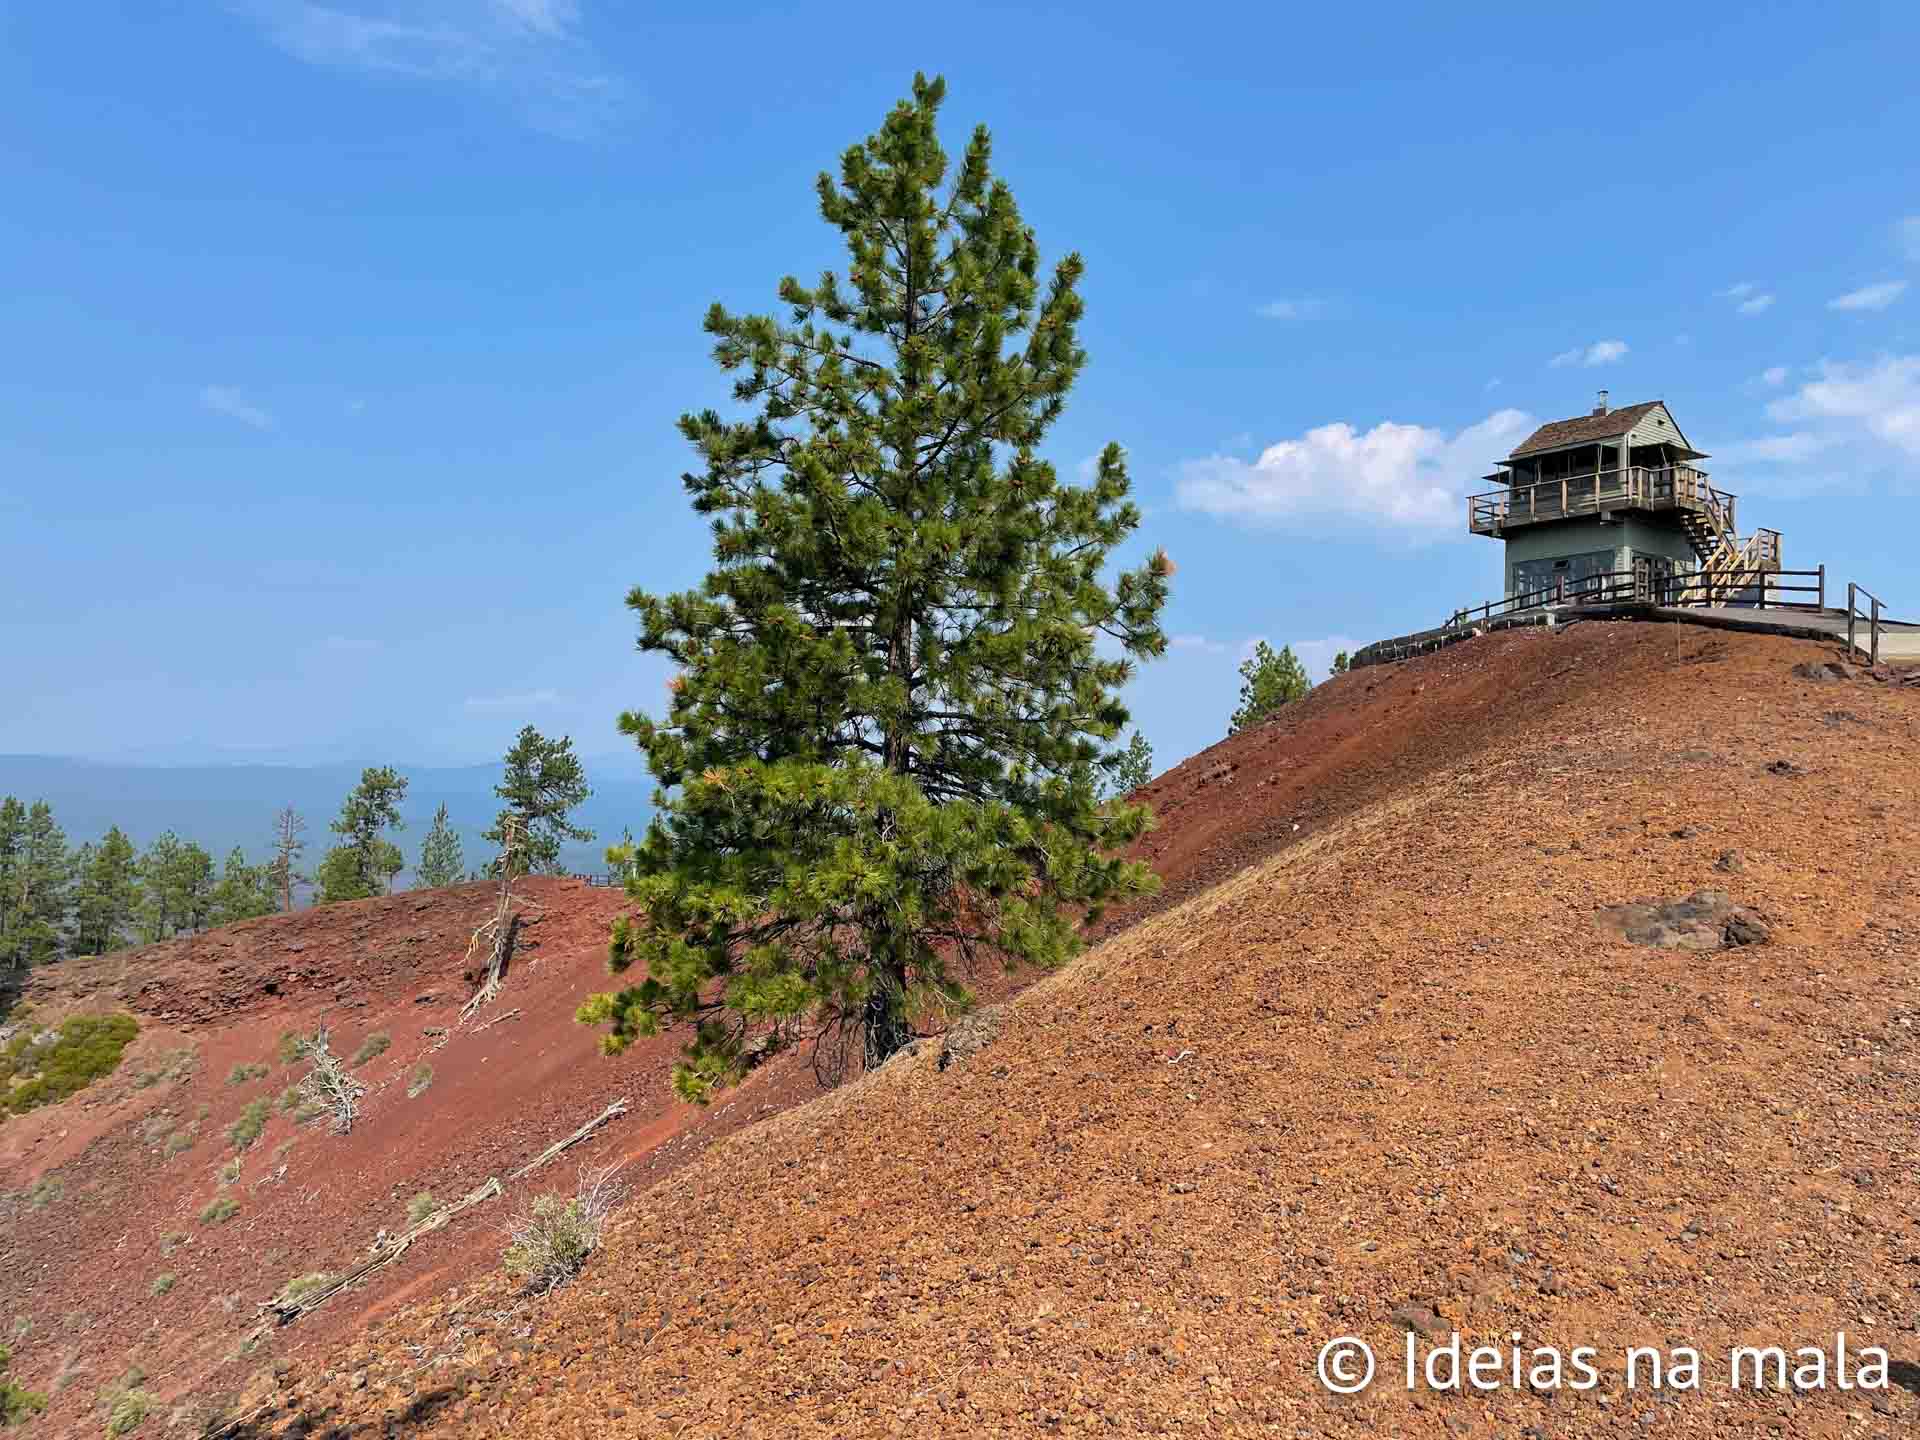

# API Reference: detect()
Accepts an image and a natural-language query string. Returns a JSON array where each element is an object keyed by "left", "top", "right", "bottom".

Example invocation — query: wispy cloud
[
  {"left": 1828, "top": 281, "right": 1908, "bottom": 312},
  {"left": 201, "top": 384, "right": 274, "bottom": 430},
  {"left": 229, "top": 1, "right": 619, "bottom": 137},
  {"left": 1716, "top": 281, "right": 1776, "bottom": 315},
  {"left": 1759, "top": 365, "right": 1789, "bottom": 387},
  {"left": 464, "top": 688, "right": 562, "bottom": 709},
  {"left": 1549, "top": 339, "right": 1628, "bottom": 368},
  {"left": 1767, "top": 354, "right": 1920, "bottom": 458},
  {"left": 1167, "top": 633, "right": 1228, "bottom": 655},
  {"left": 1254, "top": 298, "right": 1325, "bottom": 322},
  {"left": 1174, "top": 409, "right": 1533, "bottom": 532}
]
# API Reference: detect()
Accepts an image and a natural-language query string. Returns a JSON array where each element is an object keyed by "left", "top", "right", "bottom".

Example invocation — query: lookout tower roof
[{"left": 1506, "top": 399, "right": 1705, "bottom": 461}]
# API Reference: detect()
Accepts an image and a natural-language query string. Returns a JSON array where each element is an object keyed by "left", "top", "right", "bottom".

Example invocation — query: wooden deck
[{"left": 1468, "top": 463, "right": 1731, "bottom": 536}]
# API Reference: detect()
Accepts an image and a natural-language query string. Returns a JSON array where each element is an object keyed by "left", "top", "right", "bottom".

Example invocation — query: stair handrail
[{"left": 1844, "top": 582, "right": 1886, "bottom": 666}]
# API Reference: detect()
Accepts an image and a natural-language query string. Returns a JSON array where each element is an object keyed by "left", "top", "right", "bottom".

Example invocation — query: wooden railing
[
  {"left": 1844, "top": 582, "right": 1886, "bottom": 665},
  {"left": 1443, "top": 565, "right": 1827, "bottom": 629},
  {"left": 1468, "top": 464, "right": 1732, "bottom": 535}
]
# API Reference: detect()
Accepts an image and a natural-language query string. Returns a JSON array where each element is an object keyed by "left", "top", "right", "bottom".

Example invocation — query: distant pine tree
[
  {"left": 267, "top": 805, "right": 309, "bottom": 912},
  {"left": 579, "top": 76, "right": 1168, "bottom": 1100},
  {"left": 0, "top": 801, "right": 70, "bottom": 968},
  {"left": 327, "top": 767, "right": 408, "bottom": 898},
  {"left": 415, "top": 804, "right": 466, "bottom": 888},
  {"left": 72, "top": 826, "right": 141, "bottom": 955},
  {"left": 210, "top": 847, "right": 276, "bottom": 927},
  {"left": 1229, "top": 641, "right": 1310, "bottom": 733},
  {"left": 485, "top": 727, "right": 592, "bottom": 877},
  {"left": 1107, "top": 730, "right": 1155, "bottom": 797}
]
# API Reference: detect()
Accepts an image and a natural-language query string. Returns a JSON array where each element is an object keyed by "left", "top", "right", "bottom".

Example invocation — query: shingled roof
[{"left": 1508, "top": 400, "right": 1665, "bottom": 459}]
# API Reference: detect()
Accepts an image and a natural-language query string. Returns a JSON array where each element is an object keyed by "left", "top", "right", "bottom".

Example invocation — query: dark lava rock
[
  {"left": 1596, "top": 890, "right": 1771, "bottom": 951},
  {"left": 1714, "top": 849, "right": 1747, "bottom": 874}
]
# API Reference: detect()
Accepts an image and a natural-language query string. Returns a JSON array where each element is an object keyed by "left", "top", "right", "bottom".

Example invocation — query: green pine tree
[
  {"left": 415, "top": 804, "right": 466, "bottom": 888},
  {"left": 0, "top": 799, "right": 24, "bottom": 966},
  {"left": 1228, "top": 641, "right": 1310, "bottom": 733},
  {"left": 327, "top": 766, "right": 408, "bottom": 898},
  {"left": 1330, "top": 650, "right": 1352, "bottom": 675},
  {"left": 0, "top": 801, "right": 69, "bottom": 968},
  {"left": 136, "top": 832, "right": 216, "bottom": 940},
  {"left": 71, "top": 826, "right": 141, "bottom": 955},
  {"left": 484, "top": 727, "right": 592, "bottom": 877},
  {"left": 210, "top": 847, "right": 276, "bottom": 927},
  {"left": 578, "top": 76, "right": 1169, "bottom": 1101},
  {"left": 1106, "top": 730, "right": 1155, "bottom": 797}
]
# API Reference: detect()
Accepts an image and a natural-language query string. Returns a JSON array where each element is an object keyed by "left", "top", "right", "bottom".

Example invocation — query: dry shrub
[
  {"left": 501, "top": 1162, "right": 627, "bottom": 1296},
  {"left": 296, "top": 1031, "right": 365, "bottom": 1135},
  {"left": 349, "top": 1032, "right": 390, "bottom": 1067}
]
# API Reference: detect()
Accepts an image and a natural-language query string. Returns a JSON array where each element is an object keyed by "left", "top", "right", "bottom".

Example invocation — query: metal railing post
[
  {"left": 1817, "top": 564, "right": 1825, "bottom": 610},
  {"left": 1847, "top": 582, "right": 1857, "bottom": 656},
  {"left": 1872, "top": 596, "right": 1882, "bottom": 666}
]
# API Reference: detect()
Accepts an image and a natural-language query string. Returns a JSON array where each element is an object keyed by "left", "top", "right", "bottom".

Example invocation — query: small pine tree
[
  {"left": 415, "top": 804, "right": 466, "bottom": 889},
  {"left": 1229, "top": 641, "right": 1310, "bottom": 733},
  {"left": 0, "top": 799, "right": 25, "bottom": 967},
  {"left": 328, "top": 767, "right": 408, "bottom": 897},
  {"left": 1330, "top": 650, "right": 1351, "bottom": 675},
  {"left": 485, "top": 727, "right": 592, "bottom": 877},
  {"left": 1106, "top": 730, "right": 1155, "bottom": 797},
  {"left": 71, "top": 825, "right": 141, "bottom": 955},
  {"left": 579, "top": 76, "right": 1168, "bottom": 1099}
]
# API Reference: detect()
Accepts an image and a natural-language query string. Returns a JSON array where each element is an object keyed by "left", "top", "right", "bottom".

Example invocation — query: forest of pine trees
[{"left": 0, "top": 733, "right": 597, "bottom": 966}]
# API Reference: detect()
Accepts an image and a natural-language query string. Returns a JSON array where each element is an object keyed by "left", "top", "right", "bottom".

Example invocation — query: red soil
[{"left": 8, "top": 621, "right": 1918, "bottom": 1438}]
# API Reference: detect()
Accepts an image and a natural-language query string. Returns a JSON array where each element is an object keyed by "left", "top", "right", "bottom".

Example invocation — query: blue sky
[{"left": 3, "top": 1, "right": 1917, "bottom": 778}]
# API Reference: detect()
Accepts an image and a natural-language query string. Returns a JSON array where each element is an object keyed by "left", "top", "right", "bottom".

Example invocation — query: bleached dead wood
[{"left": 253, "top": 1095, "right": 631, "bottom": 1329}]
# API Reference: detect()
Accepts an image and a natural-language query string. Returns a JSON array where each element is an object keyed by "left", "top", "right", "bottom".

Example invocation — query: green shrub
[
  {"left": 148, "top": 1273, "right": 175, "bottom": 1297},
  {"left": 217, "top": 1158, "right": 242, "bottom": 1185},
  {"left": 25, "top": 1178, "right": 63, "bottom": 1210},
  {"left": 275, "top": 1031, "right": 312, "bottom": 1065},
  {"left": 199, "top": 1197, "right": 238, "bottom": 1226},
  {"left": 0, "top": 1342, "right": 47, "bottom": 1425},
  {"left": 349, "top": 1032, "right": 390, "bottom": 1067},
  {"left": 225, "top": 1098, "right": 271, "bottom": 1152},
  {"left": 162, "top": 1126, "right": 197, "bottom": 1158},
  {"left": 157, "top": 1232, "right": 188, "bottom": 1256},
  {"left": 101, "top": 1367, "right": 154, "bottom": 1436},
  {"left": 225, "top": 1062, "right": 269, "bottom": 1086},
  {"left": 276, "top": 1085, "right": 302, "bottom": 1113},
  {"left": 405, "top": 1191, "right": 436, "bottom": 1226},
  {"left": 0, "top": 1013, "right": 140, "bottom": 1116},
  {"left": 406, "top": 1062, "right": 433, "bottom": 1098}
]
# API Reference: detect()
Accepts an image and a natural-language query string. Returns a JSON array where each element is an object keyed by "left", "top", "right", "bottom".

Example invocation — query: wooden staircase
[{"left": 1677, "top": 485, "right": 1782, "bottom": 587}]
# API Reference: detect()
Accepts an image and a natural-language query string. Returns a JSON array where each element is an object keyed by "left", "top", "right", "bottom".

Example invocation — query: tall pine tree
[
  {"left": 0, "top": 801, "right": 69, "bottom": 968},
  {"left": 72, "top": 826, "right": 141, "bottom": 955},
  {"left": 267, "top": 805, "right": 308, "bottom": 912},
  {"left": 210, "top": 847, "right": 276, "bottom": 927},
  {"left": 579, "top": 76, "right": 1168, "bottom": 1100},
  {"left": 326, "top": 767, "right": 408, "bottom": 899},
  {"left": 415, "top": 804, "right": 466, "bottom": 888}
]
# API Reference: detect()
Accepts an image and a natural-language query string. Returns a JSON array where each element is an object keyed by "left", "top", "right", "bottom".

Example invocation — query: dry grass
[
  {"left": 349, "top": 1032, "right": 390, "bottom": 1067},
  {"left": 501, "top": 1162, "right": 627, "bottom": 1296}
]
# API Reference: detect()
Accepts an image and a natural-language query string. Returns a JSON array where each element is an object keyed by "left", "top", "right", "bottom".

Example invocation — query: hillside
[
  {"left": 225, "top": 622, "right": 1916, "bottom": 1438},
  {"left": 5, "top": 619, "right": 1917, "bottom": 1437}
]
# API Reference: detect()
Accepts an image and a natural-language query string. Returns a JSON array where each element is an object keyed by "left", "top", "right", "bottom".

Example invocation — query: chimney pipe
[{"left": 1594, "top": 389, "right": 1609, "bottom": 416}]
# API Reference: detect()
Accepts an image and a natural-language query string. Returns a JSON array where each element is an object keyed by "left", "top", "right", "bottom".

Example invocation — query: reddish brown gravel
[{"left": 10, "top": 621, "right": 1920, "bottom": 1438}]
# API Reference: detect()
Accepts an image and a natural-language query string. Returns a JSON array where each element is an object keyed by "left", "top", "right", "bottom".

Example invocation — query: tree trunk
[{"left": 862, "top": 960, "right": 912, "bottom": 1071}]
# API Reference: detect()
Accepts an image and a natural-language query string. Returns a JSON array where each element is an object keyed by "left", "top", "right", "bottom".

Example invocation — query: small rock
[
  {"left": 1765, "top": 759, "right": 1804, "bottom": 777},
  {"left": 1670, "top": 826, "right": 1699, "bottom": 840},
  {"left": 1715, "top": 849, "right": 1746, "bottom": 874},
  {"left": 939, "top": 1005, "right": 1007, "bottom": 1072},
  {"left": 1390, "top": 1302, "right": 1444, "bottom": 1337}
]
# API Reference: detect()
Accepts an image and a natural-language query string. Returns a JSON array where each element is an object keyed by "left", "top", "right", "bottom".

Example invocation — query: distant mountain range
[{"left": 0, "top": 754, "right": 656, "bottom": 882}]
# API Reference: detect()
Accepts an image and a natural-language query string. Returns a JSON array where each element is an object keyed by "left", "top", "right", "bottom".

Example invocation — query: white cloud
[
  {"left": 1719, "top": 432, "right": 1833, "bottom": 463},
  {"left": 1767, "top": 354, "right": 1920, "bottom": 457},
  {"left": 1716, "top": 282, "right": 1775, "bottom": 315},
  {"left": 1174, "top": 408, "right": 1533, "bottom": 532},
  {"left": 1167, "top": 633, "right": 1227, "bottom": 655},
  {"left": 1828, "top": 281, "right": 1908, "bottom": 312},
  {"left": 201, "top": 384, "right": 274, "bottom": 430},
  {"left": 1549, "top": 339, "right": 1628, "bottom": 368},
  {"left": 1484, "top": 377, "right": 1503, "bottom": 391},
  {"left": 229, "top": 1, "right": 618, "bottom": 137},
  {"left": 464, "top": 688, "right": 562, "bottom": 709},
  {"left": 1760, "top": 365, "right": 1789, "bottom": 387},
  {"left": 1254, "top": 298, "right": 1324, "bottom": 321}
]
